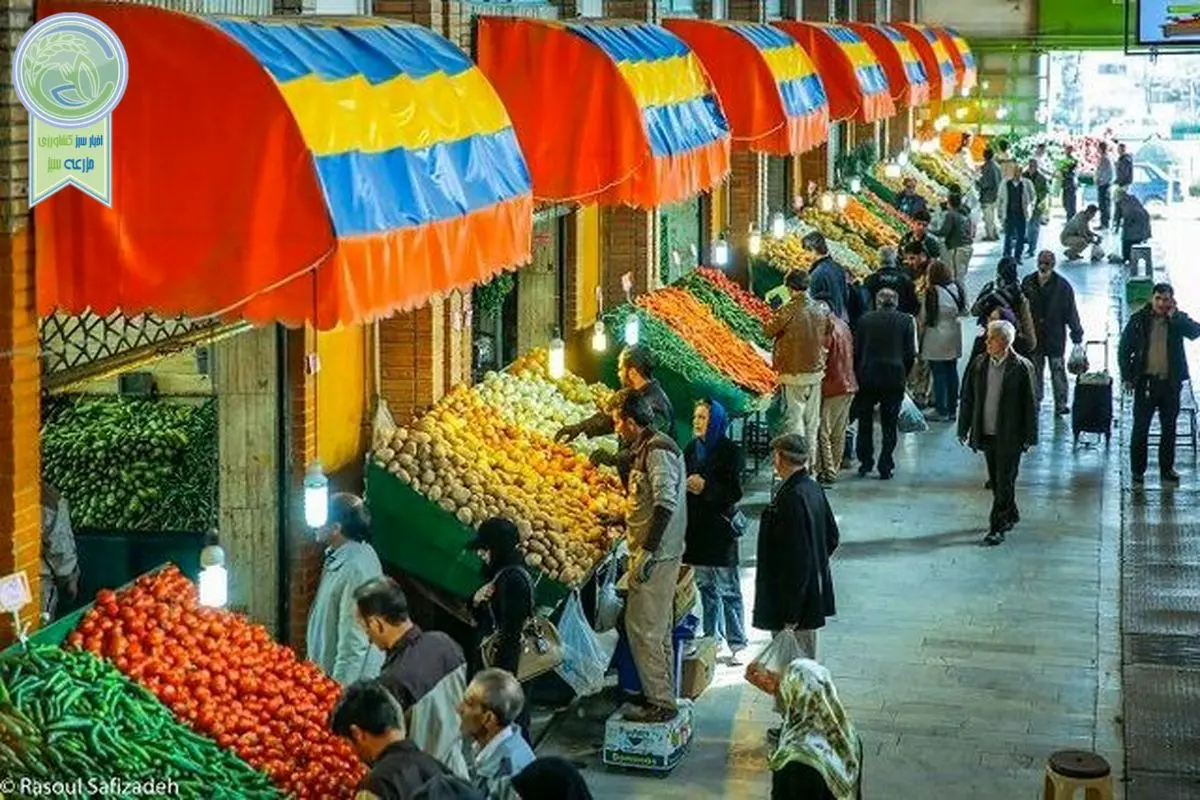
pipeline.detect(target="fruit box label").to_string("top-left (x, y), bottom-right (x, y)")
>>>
top-left (0, 571), bottom-right (32, 613)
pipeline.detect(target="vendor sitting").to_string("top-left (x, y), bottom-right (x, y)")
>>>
top-left (615, 391), bottom-right (688, 723)
top-left (555, 345), bottom-right (675, 481)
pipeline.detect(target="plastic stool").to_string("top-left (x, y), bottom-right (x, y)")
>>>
top-left (1043, 750), bottom-right (1113, 800)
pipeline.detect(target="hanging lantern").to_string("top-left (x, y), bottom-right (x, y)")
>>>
top-left (770, 211), bottom-right (786, 239)
top-left (591, 320), bottom-right (608, 353)
top-left (818, 192), bottom-right (835, 213)
top-left (996, 106), bottom-right (1009, 120)
top-left (835, 191), bottom-right (849, 210)
top-left (547, 334), bottom-right (566, 379)
top-left (955, 107), bottom-right (968, 120)
top-left (198, 542), bottom-right (228, 609)
top-left (624, 315), bottom-right (640, 346)
top-left (896, 150), bottom-right (910, 167)
top-left (712, 233), bottom-right (731, 267)
top-left (960, 86), bottom-right (971, 98)
top-left (885, 162), bottom-right (902, 179)
top-left (933, 114), bottom-right (950, 132)
top-left (848, 176), bottom-right (862, 193)
top-left (982, 79), bottom-right (991, 90)
top-left (303, 462), bottom-right (329, 529)
top-left (747, 223), bottom-right (763, 256)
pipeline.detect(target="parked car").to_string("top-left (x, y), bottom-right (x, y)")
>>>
top-left (1082, 162), bottom-right (1184, 216)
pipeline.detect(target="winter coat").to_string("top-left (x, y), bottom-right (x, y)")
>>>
top-left (809, 256), bottom-right (851, 321)
top-left (934, 208), bottom-right (972, 249)
top-left (998, 177), bottom-right (1037, 222)
top-left (472, 565), bottom-right (533, 679)
top-left (306, 540), bottom-right (385, 686)
top-left (1121, 200), bottom-right (1152, 244)
top-left (360, 740), bottom-right (457, 800)
top-left (752, 471), bottom-right (839, 632)
top-left (854, 308), bottom-right (917, 392)
top-left (470, 726), bottom-right (535, 800)
top-left (1020, 271), bottom-right (1084, 357)
top-left (1116, 153), bottom-right (1134, 187)
top-left (682, 436), bottom-right (744, 568)
top-left (895, 191), bottom-right (927, 219)
top-left (970, 281), bottom-right (1038, 357)
top-left (957, 353), bottom-right (1039, 454)
top-left (863, 266), bottom-right (918, 317)
top-left (1095, 155), bottom-right (1114, 187)
top-left (765, 292), bottom-right (833, 376)
top-left (578, 380), bottom-right (674, 440)
top-left (977, 159), bottom-right (1002, 204)
top-left (898, 231), bottom-right (944, 261)
top-left (822, 314), bottom-right (858, 398)
top-left (1118, 305), bottom-right (1200, 386)
top-left (921, 283), bottom-right (966, 362)
top-left (1025, 169), bottom-right (1050, 216)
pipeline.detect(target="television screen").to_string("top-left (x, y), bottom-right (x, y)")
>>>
top-left (1139, 0), bottom-right (1200, 45)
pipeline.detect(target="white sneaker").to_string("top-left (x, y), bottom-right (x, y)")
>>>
top-left (727, 645), bottom-right (746, 666)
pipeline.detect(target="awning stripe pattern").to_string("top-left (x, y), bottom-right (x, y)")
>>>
top-left (922, 25), bottom-right (958, 90)
top-left (728, 23), bottom-right (828, 120)
top-left (775, 21), bottom-right (894, 123)
top-left (944, 27), bottom-right (978, 91)
top-left (823, 24), bottom-right (890, 98)
top-left (880, 25), bottom-right (929, 92)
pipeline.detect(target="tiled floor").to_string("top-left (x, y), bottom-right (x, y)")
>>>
top-left (537, 225), bottom-right (1127, 798)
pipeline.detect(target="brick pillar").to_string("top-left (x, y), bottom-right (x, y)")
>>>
top-left (284, 326), bottom-right (318, 652)
top-left (856, 0), bottom-right (875, 20)
top-left (378, 299), bottom-right (446, 425)
top-left (889, 0), bottom-right (912, 20)
top-left (0, 0), bottom-right (39, 647)
top-left (727, 0), bottom-right (764, 21)
top-left (604, 0), bottom-right (658, 20)
top-left (801, 0), bottom-right (830, 20)
top-left (728, 151), bottom-right (765, 285)
top-left (602, 207), bottom-right (655, 310)
top-left (375, 0), bottom-right (445, 37)
top-left (444, 291), bottom-right (467, 389)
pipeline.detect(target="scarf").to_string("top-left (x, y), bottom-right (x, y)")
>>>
top-left (768, 659), bottom-right (861, 800)
top-left (691, 399), bottom-right (729, 467)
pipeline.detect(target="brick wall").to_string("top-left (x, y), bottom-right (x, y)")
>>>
top-left (603, 0), bottom-right (657, 20)
top-left (725, 0), bottom-right (763, 20)
top-left (378, 299), bottom-right (446, 425)
top-left (284, 327), bottom-right (319, 652)
top-left (0, 0), bottom-right (39, 647)
top-left (801, 0), bottom-right (829, 20)
top-left (728, 151), bottom-right (764, 286)
top-left (601, 207), bottom-right (655, 310)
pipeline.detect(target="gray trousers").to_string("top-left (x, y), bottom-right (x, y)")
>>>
top-left (626, 555), bottom-right (683, 708)
top-left (1034, 352), bottom-right (1069, 410)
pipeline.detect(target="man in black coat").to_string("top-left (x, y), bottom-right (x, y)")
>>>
top-left (853, 288), bottom-right (917, 480)
top-left (752, 432), bottom-right (838, 662)
top-left (958, 320), bottom-right (1038, 547)
top-left (1118, 283), bottom-right (1200, 487)
top-left (1020, 251), bottom-right (1084, 416)
top-left (863, 246), bottom-right (918, 316)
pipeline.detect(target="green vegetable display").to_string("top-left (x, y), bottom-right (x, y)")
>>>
top-left (858, 191), bottom-right (910, 234)
top-left (677, 272), bottom-right (770, 350)
top-left (41, 396), bottom-right (218, 531)
top-left (0, 645), bottom-right (281, 799)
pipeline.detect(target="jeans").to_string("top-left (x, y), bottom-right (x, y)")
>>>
top-left (1025, 217), bottom-right (1042, 256)
top-left (929, 360), bottom-right (960, 418)
top-left (1063, 185), bottom-right (1077, 220)
top-left (1131, 377), bottom-right (1181, 477)
top-left (1097, 183), bottom-right (1111, 228)
top-left (1113, 185), bottom-right (1128, 231)
top-left (1034, 351), bottom-right (1069, 411)
top-left (982, 437), bottom-right (1023, 534)
top-left (694, 566), bottom-right (747, 649)
top-left (948, 245), bottom-right (973, 284)
top-left (1003, 215), bottom-right (1027, 260)
top-left (855, 386), bottom-right (904, 474)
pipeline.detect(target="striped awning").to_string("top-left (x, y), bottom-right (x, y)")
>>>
top-left (664, 19), bottom-right (829, 156)
top-left (939, 27), bottom-right (977, 93)
top-left (775, 22), bottom-right (895, 123)
top-left (35, 4), bottom-right (533, 329)
top-left (477, 18), bottom-right (731, 208)
top-left (849, 23), bottom-right (930, 108)
top-left (891, 22), bottom-right (957, 102)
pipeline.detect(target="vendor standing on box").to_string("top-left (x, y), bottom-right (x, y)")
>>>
top-left (555, 345), bottom-right (675, 480)
top-left (615, 391), bottom-right (688, 723)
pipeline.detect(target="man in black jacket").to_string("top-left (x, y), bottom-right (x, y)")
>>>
top-left (864, 246), bottom-right (918, 316)
top-left (898, 209), bottom-right (944, 262)
top-left (1118, 283), bottom-right (1200, 486)
top-left (853, 288), bottom-right (917, 480)
top-left (1021, 251), bottom-right (1084, 416)
top-left (1114, 142), bottom-right (1134, 232)
top-left (958, 320), bottom-right (1038, 546)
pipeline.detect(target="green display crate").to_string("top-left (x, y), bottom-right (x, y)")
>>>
top-left (1126, 277), bottom-right (1154, 308)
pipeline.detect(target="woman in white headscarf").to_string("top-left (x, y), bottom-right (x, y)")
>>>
top-left (769, 658), bottom-right (863, 800)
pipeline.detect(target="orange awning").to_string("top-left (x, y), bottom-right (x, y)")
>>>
top-left (773, 22), bottom-right (895, 124)
top-left (891, 22), bottom-right (957, 103)
top-left (663, 20), bottom-right (829, 157)
top-left (476, 18), bottom-right (731, 208)
top-left (936, 27), bottom-right (977, 94)
top-left (36, 3), bottom-right (533, 329)
top-left (847, 23), bottom-right (930, 108)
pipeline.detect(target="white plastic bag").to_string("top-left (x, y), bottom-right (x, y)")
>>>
top-left (1067, 344), bottom-right (1089, 376)
top-left (594, 558), bottom-right (623, 633)
top-left (1090, 243), bottom-right (1105, 263)
top-left (555, 591), bottom-right (618, 698)
top-left (898, 393), bottom-right (928, 434)
top-left (745, 630), bottom-right (806, 696)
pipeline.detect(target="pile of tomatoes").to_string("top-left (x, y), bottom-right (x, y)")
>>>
top-left (69, 566), bottom-right (366, 799)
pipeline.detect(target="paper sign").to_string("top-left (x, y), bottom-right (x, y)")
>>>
top-left (621, 272), bottom-right (633, 294)
top-left (0, 572), bottom-right (32, 613)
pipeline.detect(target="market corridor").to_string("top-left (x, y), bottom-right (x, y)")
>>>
top-left (539, 232), bottom-right (1124, 798)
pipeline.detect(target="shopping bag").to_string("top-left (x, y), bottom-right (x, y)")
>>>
top-left (1090, 243), bottom-right (1105, 263)
top-left (1067, 344), bottom-right (1089, 376)
top-left (555, 590), bottom-right (618, 698)
top-left (745, 630), bottom-right (806, 696)
top-left (594, 559), bottom-right (623, 633)
top-left (898, 393), bottom-right (928, 434)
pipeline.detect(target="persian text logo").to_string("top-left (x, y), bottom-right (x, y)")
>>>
top-left (12, 13), bottom-right (128, 206)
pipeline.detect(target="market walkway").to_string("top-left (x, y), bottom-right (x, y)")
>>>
top-left (537, 221), bottom-right (1125, 799)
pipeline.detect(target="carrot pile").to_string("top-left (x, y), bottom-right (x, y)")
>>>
top-left (696, 267), bottom-right (773, 325)
top-left (844, 199), bottom-right (901, 248)
top-left (636, 288), bottom-right (777, 395)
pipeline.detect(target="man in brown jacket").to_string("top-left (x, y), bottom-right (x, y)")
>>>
top-left (764, 270), bottom-right (833, 466)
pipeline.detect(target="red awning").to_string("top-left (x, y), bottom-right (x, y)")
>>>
top-left (663, 20), bottom-right (829, 157)
top-left (847, 23), bottom-right (930, 108)
top-left (476, 18), bottom-right (731, 208)
top-left (36, 3), bottom-right (533, 330)
top-left (891, 22), bottom-right (957, 103)
top-left (773, 22), bottom-right (895, 124)
top-left (936, 27), bottom-right (978, 94)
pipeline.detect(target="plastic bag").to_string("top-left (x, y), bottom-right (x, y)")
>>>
top-left (898, 393), bottom-right (929, 434)
top-left (1090, 243), bottom-right (1105, 263)
top-left (1067, 344), bottom-right (1089, 376)
top-left (594, 558), bottom-right (623, 633)
top-left (745, 630), bottom-right (806, 696)
top-left (555, 591), bottom-right (618, 698)
top-left (372, 399), bottom-right (398, 452)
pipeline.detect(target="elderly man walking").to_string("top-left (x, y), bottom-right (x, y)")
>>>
top-left (765, 270), bottom-right (833, 455)
top-left (853, 288), bottom-right (917, 480)
top-left (958, 320), bottom-right (1039, 546)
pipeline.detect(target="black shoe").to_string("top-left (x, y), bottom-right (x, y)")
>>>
top-left (1055, 406), bottom-right (1070, 416)
top-left (623, 703), bottom-right (678, 723)
top-left (858, 465), bottom-right (872, 477)
top-left (879, 470), bottom-right (893, 480)
top-left (981, 531), bottom-right (1005, 546)
top-left (1132, 474), bottom-right (1145, 487)
top-left (1162, 470), bottom-right (1181, 485)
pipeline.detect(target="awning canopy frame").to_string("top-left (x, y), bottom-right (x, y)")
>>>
top-left (891, 22), bottom-right (957, 103)
top-left (938, 27), bottom-right (978, 93)
top-left (773, 21), bottom-right (896, 124)
top-left (848, 22), bottom-right (931, 108)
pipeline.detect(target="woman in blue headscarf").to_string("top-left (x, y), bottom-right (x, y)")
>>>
top-left (682, 398), bottom-right (747, 663)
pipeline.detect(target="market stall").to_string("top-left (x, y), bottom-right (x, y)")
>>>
top-left (891, 22), bottom-right (958, 105)
top-left (847, 23), bottom-right (932, 109)
top-left (774, 22), bottom-right (896, 125)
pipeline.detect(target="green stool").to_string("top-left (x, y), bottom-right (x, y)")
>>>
top-left (1126, 277), bottom-right (1153, 308)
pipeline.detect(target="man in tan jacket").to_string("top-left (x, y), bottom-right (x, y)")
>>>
top-left (764, 270), bottom-right (833, 465)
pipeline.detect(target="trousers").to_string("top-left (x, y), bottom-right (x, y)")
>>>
top-left (817, 393), bottom-right (855, 480)
top-left (982, 437), bottom-right (1022, 534)
top-left (1130, 377), bottom-right (1181, 477)
top-left (694, 566), bottom-right (746, 649)
top-left (1033, 351), bottom-right (1070, 411)
top-left (948, 245), bottom-right (973, 284)
top-left (626, 554), bottom-right (683, 708)
top-left (1003, 215), bottom-right (1027, 260)
top-left (780, 377), bottom-right (823, 461)
top-left (981, 202), bottom-right (999, 240)
top-left (929, 360), bottom-right (960, 418)
top-left (856, 386), bottom-right (904, 474)
top-left (1097, 183), bottom-right (1111, 228)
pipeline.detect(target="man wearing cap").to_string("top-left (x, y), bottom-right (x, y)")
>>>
top-left (614, 391), bottom-right (687, 723)
top-left (805, 232), bottom-right (851, 322)
top-left (765, 269), bottom-right (833, 458)
top-left (853, 288), bottom-right (917, 480)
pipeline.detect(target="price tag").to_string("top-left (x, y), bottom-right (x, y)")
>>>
top-left (305, 353), bottom-right (321, 376)
top-left (620, 272), bottom-right (633, 295)
top-left (0, 572), bottom-right (31, 614)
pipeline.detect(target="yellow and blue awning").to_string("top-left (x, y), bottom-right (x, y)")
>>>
top-left (850, 23), bottom-right (931, 108)
top-left (775, 21), bottom-right (895, 123)
top-left (893, 22), bottom-right (957, 102)
top-left (477, 18), bottom-right (731, 208)
top-left (664, 19), bottom-right (829, 156)
top-left (938, 27), bottom-right (977, 93)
